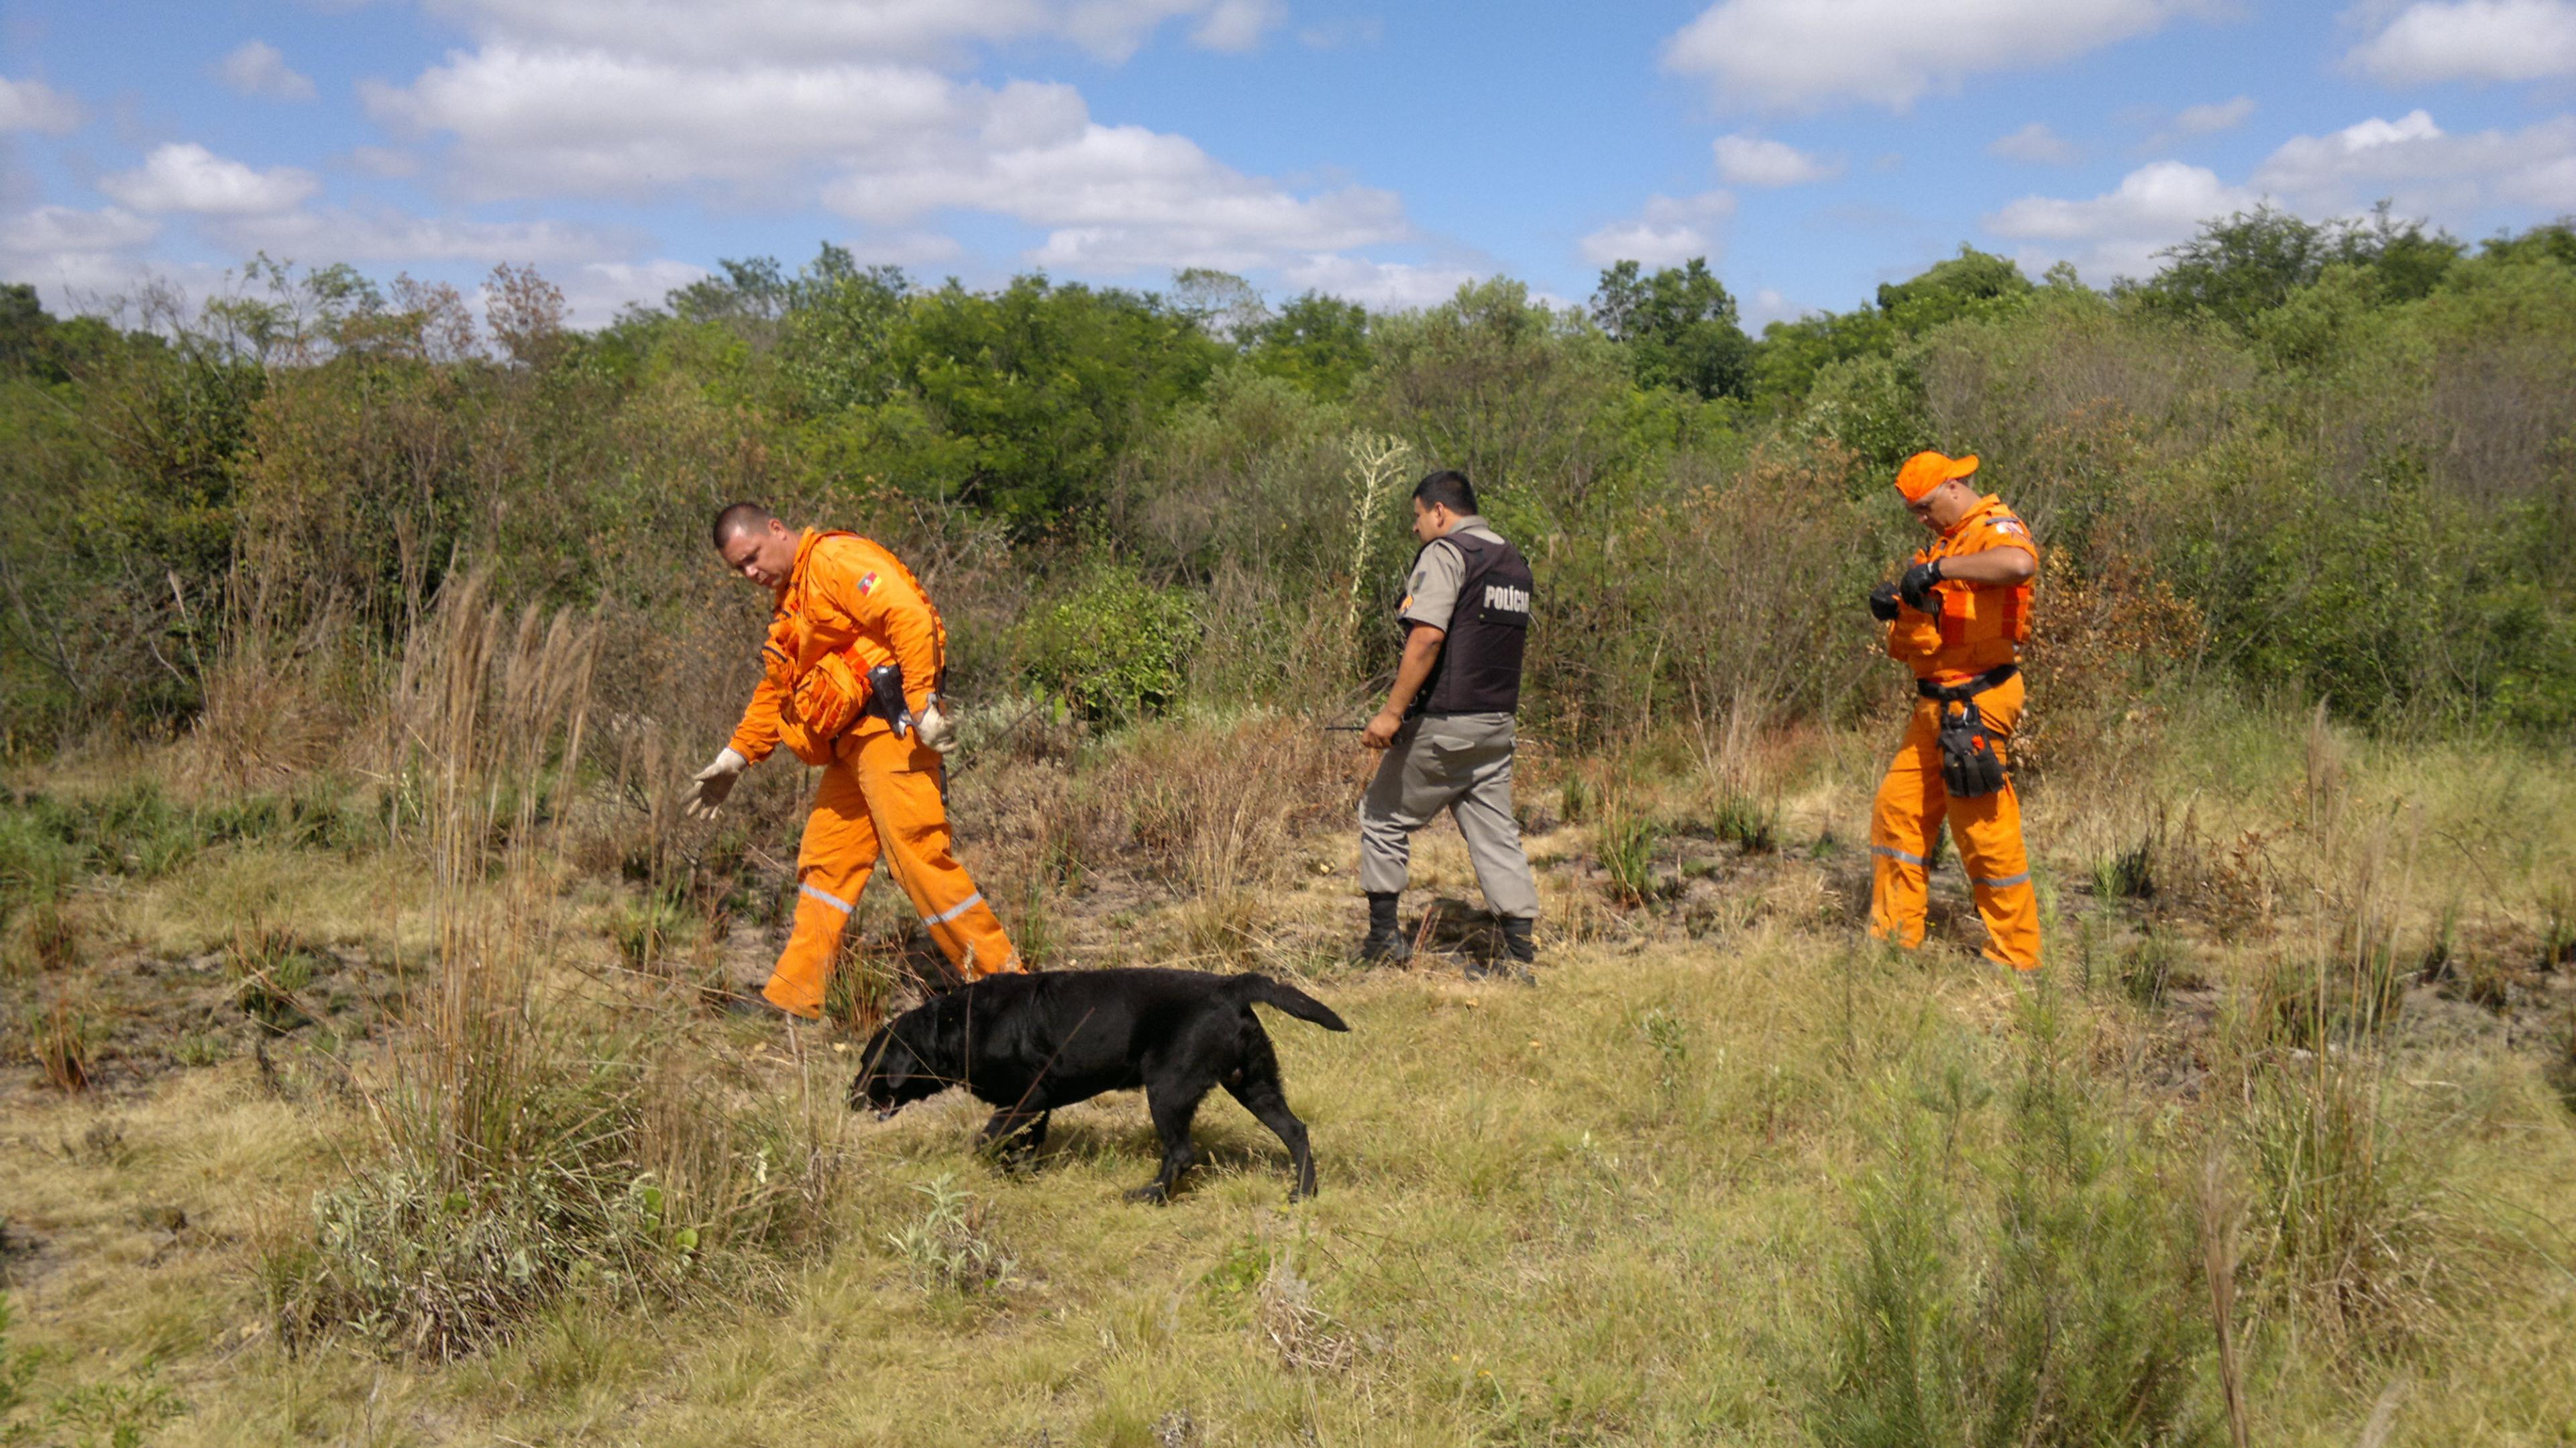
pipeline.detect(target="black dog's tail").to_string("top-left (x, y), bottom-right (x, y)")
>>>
top-left (1228, 974), bottom-right (1350, 1031)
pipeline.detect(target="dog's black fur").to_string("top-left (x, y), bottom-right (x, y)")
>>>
top-left (851, 968), bottom-right (1350, 1201)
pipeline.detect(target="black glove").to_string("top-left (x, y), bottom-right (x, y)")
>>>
top-left (1868, 581), bottom-right (1900, 622)
top-left (1898, 559), bottom-right (1945, 615)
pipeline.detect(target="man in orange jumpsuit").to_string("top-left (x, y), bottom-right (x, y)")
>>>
top-left (685, 503), bottom-right (1022, 1017)
top-left (1867, 451), bottom-right (2043, 971)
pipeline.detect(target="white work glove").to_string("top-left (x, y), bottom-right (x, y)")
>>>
top-left (916, 702), bottom-right (957, 755)
top-left (686, 747), bottom-right (748, 820)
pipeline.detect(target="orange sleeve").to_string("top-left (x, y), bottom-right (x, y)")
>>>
top-left (727, 674), bottom-right (787, 764)
top-left (864, 580), bottom-right (944, 714)
top-left (800, 539), bottom-right (944, 713)
top-left (1956, 511), bottom-right (2037, 563)
top-left (726, 610), bottom-right (796, 764)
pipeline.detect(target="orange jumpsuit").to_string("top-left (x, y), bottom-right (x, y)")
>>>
top-left (729, 529), bottom-right (1021, 1016)
top-left (1869, 495), bottom-right (2044, 971)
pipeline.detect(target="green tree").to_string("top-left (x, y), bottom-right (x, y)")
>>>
top-left (2135, 203), bottom-right (2461, 328)
top-left (1589, 258), bottom-right (1755, 400)
top-left (1245, 291), bottom-right (1373, 400)
top-left (879, 276), bottom-right (1226, 530)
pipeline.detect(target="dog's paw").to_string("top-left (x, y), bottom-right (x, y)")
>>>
top-left (1124, 1182), bottom-right (1171, 1204)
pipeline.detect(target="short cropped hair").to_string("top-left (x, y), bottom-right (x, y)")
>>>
top-left (711, 501), bottom-right (777, 550)
top-left (1412, 470), bottom-right (1479, 515)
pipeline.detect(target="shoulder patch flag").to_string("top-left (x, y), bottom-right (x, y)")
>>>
top-left (856, 570), bottom-right (879, 594)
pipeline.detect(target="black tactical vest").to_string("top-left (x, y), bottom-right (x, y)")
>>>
top-left (1409, 530), bottom-right (1534, 717)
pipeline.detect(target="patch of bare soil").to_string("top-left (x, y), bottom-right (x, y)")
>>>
top-left (3, 939), bottom-right (413, 1108)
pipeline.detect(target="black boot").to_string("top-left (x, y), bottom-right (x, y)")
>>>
top-left (1470, 917), bottom-right (1538, 984)
top-left (1358, 891), bottom-right (1411, 964)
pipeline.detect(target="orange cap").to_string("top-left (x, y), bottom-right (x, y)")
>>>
top-left (1894, 451), bottom-right (1978, 503)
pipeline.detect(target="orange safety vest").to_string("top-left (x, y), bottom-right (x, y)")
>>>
top-left (759, 530), bottom-right (946, 768)
top-left (1886, 495), bottom-right (2036, 683)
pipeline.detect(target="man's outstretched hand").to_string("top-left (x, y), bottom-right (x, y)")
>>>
top-left (686, 747), bottom-right (748, 820)
top-left (1360, 709), bottom-right (1405, 749)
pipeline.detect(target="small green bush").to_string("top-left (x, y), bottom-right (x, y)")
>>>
top-left (884, 1176), bottom-right (1015, 1296)
top-left (1817, 990), bottom-right (2211, 1448)
top-left (0, 1289), bottom-right (33, 1417)
top-left (1712, 789), bottom-right (1779, 854)
top-left (1597, 803), bottom-right (1661, 905)
top-left (267, 1029), bottom-right (836, 1359)
top-left (1014, 566), bottom-right (1196, 723)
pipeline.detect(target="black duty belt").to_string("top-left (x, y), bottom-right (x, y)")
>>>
top-left (1916, 663), bottom-right (2018, 705)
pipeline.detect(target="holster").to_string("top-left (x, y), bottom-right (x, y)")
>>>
top-left (865, 662), bottom-right (917, 739)
top-left (1919, 664), bottom-right (2015, 800)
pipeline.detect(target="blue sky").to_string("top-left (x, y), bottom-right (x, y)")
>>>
top-left (3, 1), bottom-right (2573, 328)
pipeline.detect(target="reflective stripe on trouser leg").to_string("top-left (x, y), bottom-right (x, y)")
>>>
top-left (1868, 708), bottom-right (1944, 950)
top-left (1941, 673), bottom-right (2039, 970)
top-left (1951, 780), bottom-right (2041, 970)
top-left (767, 760), bottom-right (882, 1018)
top-left (846, 723), bottom-right (1021, 977)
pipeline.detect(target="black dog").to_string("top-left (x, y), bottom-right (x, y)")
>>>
top-left (851, 969), bottom-right (1350, 1201)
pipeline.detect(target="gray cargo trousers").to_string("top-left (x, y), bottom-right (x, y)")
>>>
top-left (1358, 712), bottom-right (1540, 919)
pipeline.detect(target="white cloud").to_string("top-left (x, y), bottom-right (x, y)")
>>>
top-left (0, 205), bottom-right (162, 301)
top-left (0, 76), bottom-right (82, 134)
top-left (1711, 133), bottom-right (1839, 185)
top-left (2174, 95), bottom-right (2255, 135)
top-left (1990, 121), bottom-right (2080, 165)
top-left (99, 142), bottom-right (321, 215)
top-left (1277, 253), bottom-right (1481, 309)
top-left (1576, 191), bottom-right (1737, 268)
top-left (352, 3), bottom-right (1424, 297)
top-left (1189, 0), bottom-right (1282, 51)
top-left (1986, 109), bottom-right (2576, 281)
top-left (211, 207), bottom-right (625, 264)
top-left (0, 203), bottom-right (157, 256)
top-left (1662, 0), bottom-right (2202, 111)
top-left (217, 40), bottom-right (318, 101)
top-left (2349, 0), bottom-right (2576, 84)
top-left (558, 258), bottom-right (709, 325)
top-left (2253, 109), bottom-right (2576, 212)
top-left (417, 0), bottom-right (1270, 65)
top-left (826, 117), bottom-right (1409, 272)
top-left (1744, 286), bottom-right (1805, 328)
top-left (1985, 160), bottom-right (2254, 281)
top-left (362, 47), bottom-right (983, 199)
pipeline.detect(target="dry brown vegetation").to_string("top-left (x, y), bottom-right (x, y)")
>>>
top-left (3, 652), bottom-right (2572, 1443)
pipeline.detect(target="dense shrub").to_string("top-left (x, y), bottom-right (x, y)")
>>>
top-left (1817, 990), bottom-right (2212, 1448)
top-left (1014, 566), bottom-right (1198, 723)
top-left (4, 218), bottom-right (2572, 756)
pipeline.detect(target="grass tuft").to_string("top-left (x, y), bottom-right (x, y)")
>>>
top-left (25, 996), bottom-right (96, 1092)
top-left (884, 1175), bottom-right (1016, 1296)
top-left (1816, 984), bottom-right (2210, 1448)
top-left (1597, 798), bottom-right (1661, 906)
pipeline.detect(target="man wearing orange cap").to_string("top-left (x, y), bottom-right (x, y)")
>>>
top-left (684, 503), bottom-right (1023, 1018)
top-left (1866, 451), bottom-right (2043, 970)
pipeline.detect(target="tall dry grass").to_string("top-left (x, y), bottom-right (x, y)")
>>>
top-left (264, 574), bottom-right (842, 1358)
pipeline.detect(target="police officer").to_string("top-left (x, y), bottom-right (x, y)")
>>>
top-left (1356, 470), bottom-right (1541, 976)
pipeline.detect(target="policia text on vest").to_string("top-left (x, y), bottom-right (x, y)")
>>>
top-left (1356, 470), bottom-right (1542, 974)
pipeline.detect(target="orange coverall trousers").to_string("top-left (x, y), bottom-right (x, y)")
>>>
top-left (762, 718), bottom-right (1020, 1017)
top-left (1868, 671), bottom-right (2043, 970)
